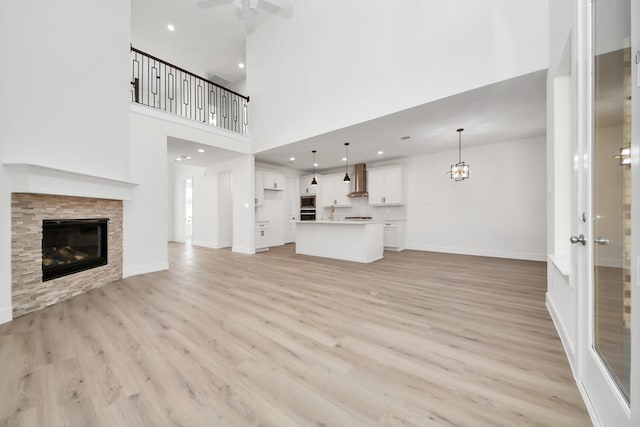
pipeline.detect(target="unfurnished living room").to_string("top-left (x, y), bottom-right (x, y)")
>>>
top-left (0, 0), bottom-right (638, 426)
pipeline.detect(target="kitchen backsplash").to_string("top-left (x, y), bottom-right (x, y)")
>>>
top-left (318, 197), bottom-right (406, 221)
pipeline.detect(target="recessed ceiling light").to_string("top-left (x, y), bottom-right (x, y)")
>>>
top-left (175, 157), bottom-right (182, 161)
top-left (377, 151), bottom-right (384, 155)
top-left (185, 156), bottom-right (192, 160)
top-left (313, 163), bottom-right (318, 167)
top-left (342, 157), bottom-right (347, 161)
top-left (289, 157), bottom-right (295, 161)
top-left (197, 149), bottom-right (205, 153)
top-left (167, 24), bottom-right (175, 31)
top-left (238, 62), bottom-right (245, 69)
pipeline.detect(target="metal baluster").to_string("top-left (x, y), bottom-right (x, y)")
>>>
top-left (130, 46), bottom-right (249, 133)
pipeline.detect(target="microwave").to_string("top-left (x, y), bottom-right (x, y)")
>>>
top-left (300, 195), bottom-right (316, 209)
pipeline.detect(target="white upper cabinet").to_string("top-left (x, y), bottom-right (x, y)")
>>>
top-left (367, 168), bottom-right (385, 204)
top-left (367, 165), bottom-right (404, 205)
top-left (255, 170), bottom-right (265, 206)
top-left (323, 173), bottom-right (352, 207)
top-left (263, 171), bottom-right (285, 191)
top-left (300, 174), bottom-right (321, 195)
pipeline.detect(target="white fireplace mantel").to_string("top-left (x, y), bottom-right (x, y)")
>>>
top-left (4, 163), bottom-right (138, 201)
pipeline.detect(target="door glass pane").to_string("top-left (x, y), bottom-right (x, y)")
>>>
top-left (593, 0), bottom-right (631, 403)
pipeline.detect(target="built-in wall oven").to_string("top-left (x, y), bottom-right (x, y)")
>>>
top-left (300, 195), bottom-right (316, 221)
top-left (300, 209), bottom-right (316, 221)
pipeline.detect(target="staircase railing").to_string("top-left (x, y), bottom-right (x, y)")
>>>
top-left (130, 46), bottom-right (249, 135)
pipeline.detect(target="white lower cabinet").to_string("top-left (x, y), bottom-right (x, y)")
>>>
top-left (255, 222), bottom-right (270, 252)
top-left (383, 221), bottom-right (406, 251)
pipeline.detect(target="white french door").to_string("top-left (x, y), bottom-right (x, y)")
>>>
top-left (574, 0), bottom-right (638, 425)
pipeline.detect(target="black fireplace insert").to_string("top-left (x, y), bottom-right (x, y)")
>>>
top-left (42, 218), bottom-right (108, 281)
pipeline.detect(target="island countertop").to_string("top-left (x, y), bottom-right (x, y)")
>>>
top-left (295, 220), bottom-right (384, 263)
top-left (295, 220), bottom-right (385, 225)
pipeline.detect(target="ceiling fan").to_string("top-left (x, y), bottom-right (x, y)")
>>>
top-left (197, 0), bottom-right (293, 33)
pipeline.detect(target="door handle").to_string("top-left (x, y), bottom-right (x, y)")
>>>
top-left (594, 237), bottom-right (610, 245)
top-left (570, 234), bottom-right (586, 245)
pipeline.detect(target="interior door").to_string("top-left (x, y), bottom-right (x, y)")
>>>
top-left (576, 1), bottom-right (634, 425)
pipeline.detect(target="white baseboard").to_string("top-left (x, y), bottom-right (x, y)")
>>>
top-left (232, 246), bottom-right (255, 255)
top-left (191, 240), bottom-right (231, 249)
top-left (406, 244), bottom-right (546, 262)
top-left (576, 380), bottom-right (604, 427)
top-left (545, 293), bottom-right (575, 368)
top-left (123, 261), bottom-right (169, 278)
top-left (546, 295), bottom-right (603, 426)
top-left (0, 306), bottom-right (12, 325)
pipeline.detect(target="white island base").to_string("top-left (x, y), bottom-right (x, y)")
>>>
top-left (295, 221), bottom-right (384, 263)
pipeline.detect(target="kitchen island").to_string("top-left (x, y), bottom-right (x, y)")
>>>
top-left (295, 220), bottom-right (384, 263)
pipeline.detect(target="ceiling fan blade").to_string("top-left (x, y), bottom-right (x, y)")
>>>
top-left (197, 0), bottom-right (230, 9)
top-left (261, 0), bottom-right (292, 10)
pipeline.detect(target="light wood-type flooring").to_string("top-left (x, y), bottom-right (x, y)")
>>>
top-left (0, 243), bottom-right (591, 426)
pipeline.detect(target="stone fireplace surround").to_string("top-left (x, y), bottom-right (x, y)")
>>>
top-left (11, 193), bottom-right (123, 318)
top-left (4, 163), bottom-right (137, 320)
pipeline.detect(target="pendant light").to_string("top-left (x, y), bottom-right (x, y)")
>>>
top-left (311, 150), bottom-right (318, 186)
top-left (449, 128), bottom-right (470, 181)
top-left (343, 142), bottom-right (351, 183)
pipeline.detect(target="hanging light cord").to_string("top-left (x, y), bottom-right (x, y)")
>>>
top-left (312, 150), bottom-right (316, 176)
top-left (457, 128), bottom-right (464, 163)
top-left (345, 143), bottom-right (349, 173)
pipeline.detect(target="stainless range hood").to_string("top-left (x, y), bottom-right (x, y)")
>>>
top-left (347, 163), bottom-right (368, 198)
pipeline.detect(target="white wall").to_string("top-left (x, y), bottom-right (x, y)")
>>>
top-left (247, 0), bottom-right (548, 152)
top-left (0, 0), bottom-right (131, 322)
top-left (0, 0), bottom-right (131, 179)
top-left (405, 137), bottom-right (547, 261)
top-left (0, 160), bottom-right (9, 322)
top-left (206, 156), bottom-right (255, 254)
top-left (168, 163), bottom-right (206, 243)
top-left (230, 78), bottom-right (247, 96)
top-left (546, 0), bottom-right (578, 372)
top-left (552, 74), bottom-right (572, 260)
top-left (192, 170), bottom-right (220, 248)
top-left (168, 163), bottom-right (242, 250)
top-left (126, 112), bottom-right (171, 277)
top-left (216, 171), bottom-right (233, 247)
top-left (129, 105), bottom-right (251, 275)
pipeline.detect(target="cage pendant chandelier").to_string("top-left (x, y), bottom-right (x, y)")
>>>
top-left (449, 128), bottom-right (470, 181)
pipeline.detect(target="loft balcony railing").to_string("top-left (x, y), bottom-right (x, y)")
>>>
top-left (130, 46), bottom-right (249, 135)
